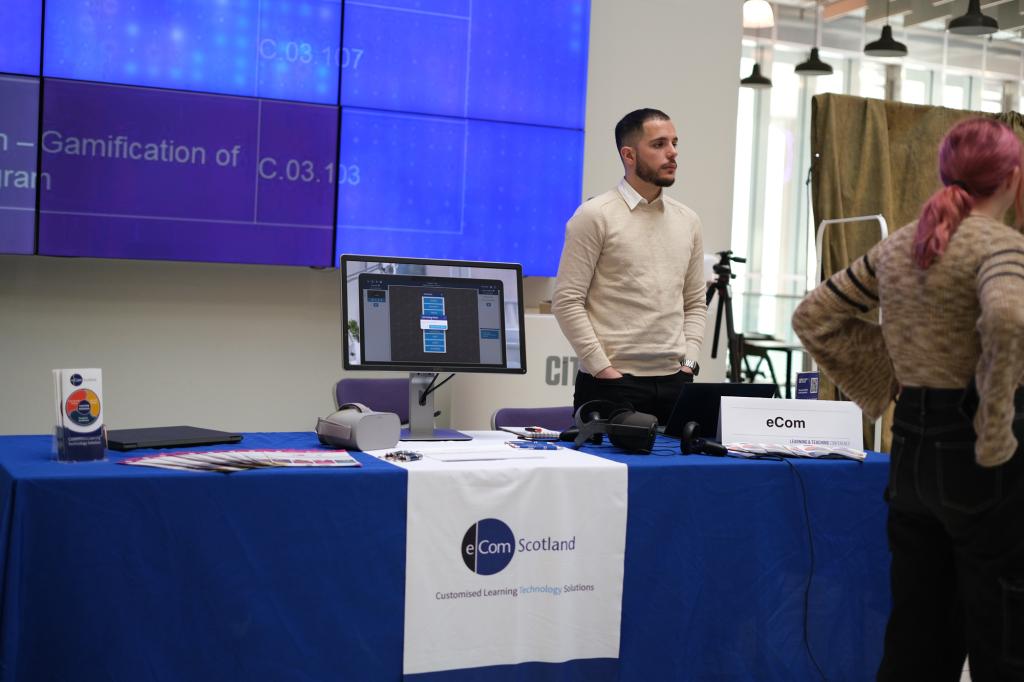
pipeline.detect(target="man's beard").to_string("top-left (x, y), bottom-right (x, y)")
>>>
top-left (636, 158), bottom-right (675, 187)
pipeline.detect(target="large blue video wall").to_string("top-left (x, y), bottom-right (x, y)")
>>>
top-left (0, 0), bottom-right (589, 275)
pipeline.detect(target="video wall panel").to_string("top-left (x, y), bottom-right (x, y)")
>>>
top-left (43, 0), bottom-right (343, 104)
top-left (38, 80), bottom-right (337, 266)
top-left (340, 2), bottom-right (469, 118)
top-left (0, 76), bottom-right (40, 255)
top-left (340, 0), bottom-right (589, 128)
top-left (4, 0), bottom-right (591, 274)
top-left (336, 108), bottom-right (582, 274)
top-left (0, 0), bottom-right (42, 76)
top-left (466, 0), bottom-right (589, 129)
top-left (460, 119), bottom-right (585, 276)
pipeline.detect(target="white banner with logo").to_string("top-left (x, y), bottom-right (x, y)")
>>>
top-left (399, 440), bottom-right (628, 675)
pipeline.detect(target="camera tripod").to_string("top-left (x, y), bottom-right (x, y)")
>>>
top-left (705, 250), bottom-right (745, 382)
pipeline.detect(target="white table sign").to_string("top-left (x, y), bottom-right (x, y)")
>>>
top-left (720, 397), bottom-right (863, 450)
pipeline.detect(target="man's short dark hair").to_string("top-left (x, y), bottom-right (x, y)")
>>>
top-left (614, 108), bottom-right (670, 150)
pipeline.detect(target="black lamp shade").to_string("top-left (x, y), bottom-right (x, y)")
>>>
top-left (865, 24), bottom-right (908, 57)
top-left (948, 0), bottom-right (998, 35)
top-left (740, 63), bottom-right (772, 89)
top-left (795, 48), bottom-right (833, 76)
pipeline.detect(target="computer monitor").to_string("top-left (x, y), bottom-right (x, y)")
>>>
top-left (340, 254), bottom-right (526, 441)
top-left (663, 382), bottom-right (778, 440)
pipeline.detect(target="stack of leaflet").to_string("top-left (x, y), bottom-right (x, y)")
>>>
top-left (498, 426), bottom-right (562, 441)
top-left (725, 443), bottom-right (866, 461)
top-left (119, 449), bottom-right (360, 473)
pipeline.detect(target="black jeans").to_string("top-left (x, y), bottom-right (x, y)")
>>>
top-left (877, 387), bottom-right (1024, 682)
top-left (572, 370), bottom-right (693, 425)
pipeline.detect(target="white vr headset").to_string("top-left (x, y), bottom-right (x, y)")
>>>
top-left (315, 402), bottom-right (401, 451)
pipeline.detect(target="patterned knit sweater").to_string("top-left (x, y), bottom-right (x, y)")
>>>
top-left (792, 215), bottom-right (1024, 467)
top-left (553, 180), bottom-right (707, 376)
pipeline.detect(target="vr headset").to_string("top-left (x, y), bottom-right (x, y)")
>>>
top-left (569, 400), bottom-right (658, 454)
top-left (316, 403), bottom-right (400, 451)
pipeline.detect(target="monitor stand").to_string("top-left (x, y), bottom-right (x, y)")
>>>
top-left (401, 372), bottom-right (471, 441)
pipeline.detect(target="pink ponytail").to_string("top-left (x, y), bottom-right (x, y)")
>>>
top-left (913, 185), bottom-right (973, 269)
top-left (913, 118), bottom-right (1023, 269)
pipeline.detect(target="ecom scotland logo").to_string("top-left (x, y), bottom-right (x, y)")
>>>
top-left (461, 518), bottom-right (515, 575)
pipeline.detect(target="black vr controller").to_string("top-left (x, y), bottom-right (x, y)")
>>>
top-left (679, 421), bottom-right (728, 457)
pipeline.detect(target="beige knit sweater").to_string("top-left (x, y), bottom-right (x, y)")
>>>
top-left (552, 180), bottom-right (707, 376)
top-left (792, 215), bottom-right (1024, 466)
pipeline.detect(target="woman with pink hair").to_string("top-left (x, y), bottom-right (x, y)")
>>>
top-left (793, 117), bottom-right (1024, 681)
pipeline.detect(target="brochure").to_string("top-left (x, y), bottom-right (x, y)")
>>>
top-left (725, 442), bottom-right (866, 461)
top-left (119, 449), bottom-right (361, 473)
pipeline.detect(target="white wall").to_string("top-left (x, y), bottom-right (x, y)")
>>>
top-left (0, 256), bottom-right (345, 434)
top-left (0, 1), bottom-right (741, 434)
top-left (450, 314), bottom-right (577, 429)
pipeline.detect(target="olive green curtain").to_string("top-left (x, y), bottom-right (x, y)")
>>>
top-left (807, 94), bottom-right (1024, 450)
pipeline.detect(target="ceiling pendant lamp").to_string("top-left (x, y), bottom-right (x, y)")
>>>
top-left (742, 0), bottom-right (775, 29)
top-left (948, 0), bottom-right (998, 35)
top-left (796, 3), bottom-right (833, 76)
top-left (864, 0), bottom-right (905, 56)
top-left (865, 25), bottom-right (908, 57)
top-left (740, 63), bottom-right (773, 89)
top-left (741, 2), bottom-right (773, 89)
top-left (796, 47), bottom-right (833, 76)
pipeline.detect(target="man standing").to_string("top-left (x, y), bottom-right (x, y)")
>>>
top-left (552, 108), bottom-right (707, 424)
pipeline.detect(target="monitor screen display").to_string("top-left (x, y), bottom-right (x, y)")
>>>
top-left (341, 254), bottom-right (525, 374)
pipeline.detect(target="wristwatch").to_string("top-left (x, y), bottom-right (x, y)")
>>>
top-left (682, 359), bottom-right (700, 376)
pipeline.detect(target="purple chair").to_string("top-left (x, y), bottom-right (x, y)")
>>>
top-left (490, 406), bottom-right (575, 431)
top-left (334, 377), bottom-right (410, 424)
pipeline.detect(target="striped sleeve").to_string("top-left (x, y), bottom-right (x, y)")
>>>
top-left (792, 243), bottom-right (896, 420)
top-left (973, 246), bottom-right (1024, 466)
top-left (822, 252), bottom-right (880, 312)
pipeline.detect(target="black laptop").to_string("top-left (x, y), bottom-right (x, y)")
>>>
top-left (106, 425), bottom-right (243, 451)
top-left (663, 383), bottom-right (777, 439)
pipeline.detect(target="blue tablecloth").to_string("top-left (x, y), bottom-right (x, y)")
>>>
top-left (0, 433), bottom-right (890, 681)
